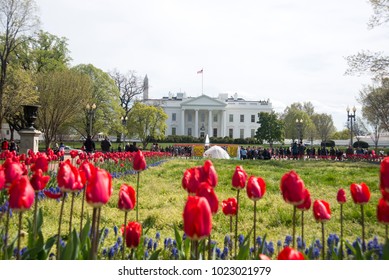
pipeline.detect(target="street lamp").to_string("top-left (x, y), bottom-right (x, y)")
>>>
top-left (86, 103), bottom-right (96, 137)
top-left (295, 118), bottom-right (303, 143)
top-left (121, 116), bottom-right (128, 142)
top-left (346, 106), bottom-right (356, 146)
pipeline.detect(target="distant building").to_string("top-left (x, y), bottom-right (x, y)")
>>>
top-left (143, 78), bottom-right (272, 138)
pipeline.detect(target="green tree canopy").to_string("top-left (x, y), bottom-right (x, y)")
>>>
top-left (255, 111), bottom-right (284, 146)
top-left (126, 102), bottom-right (167, 149)
top-left (72, 64), bottom-right (123, 137)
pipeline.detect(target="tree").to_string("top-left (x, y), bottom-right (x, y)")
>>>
top-left (126, 102), bottom-right (167, 149)
top-left (0, 0), bottom-right (39, 126)
top-left (110, 69), bottom-right (144, 141)
top-left (331, 129), bottom-right (350, 140)
top-left (255, 111), bottom-right (284, 147)
top-left (312, 113), bottom-right (336, 142)
top-left (281, 102), bottom-right (315, 141)
top-left (36, 69), bottom-right (92, 149)
top-left (359, 80), bottom-right (389, 131)
top-left (359, 116), bottom-right (383, 151)
top-left (72, 64), bottom-right (123, 138)
top-left (345, 1), bottom-right (389, 78)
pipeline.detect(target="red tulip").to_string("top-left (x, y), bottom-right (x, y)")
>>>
top-left (280, 170), bottom-right (306, 206)
top-left (79, 160), bottom-right (95, 185)
top-left (232, 165), bottom-right (247, 189)
top-left (118, 184), bottom-right (136, 211)
top-left (296, 188), bottom-right (311, 211)
top-left (336, 188), bottom-right (347, 204)
top-left (377, 198), bottom-right (389, 225)
top-left (69, 150), bottom-right (79, 159)
top-left (3, 158), bottom-right (24, 187)
top-left (43, 189), bottom-right (62, 199)
top-left (183, 196), bottom-right (212, 240)
top-left (57, 160), bottom-right (83, 192)
top-left (0, 166), bottom-right (5, 190)
top-left (380, 157), bottom-right (389, 192)
top-left (277, 246), bottom-right (305, 260)
top-left (182, 166), bottom-right (202, 195)
top-left (313, 199), bottom-right (331, 222)
top-left (246, 176), bottom-right (266, 201)
top-left (30, 169), bottom-right (50, 192)
top-left (350, 183), bottom-right (371, 205)
top-left (125, 221), bottom-right (142, 249)
top-left (196, 182), bottom-right (219, 214)
top-left (222, 197), bottom-right (238, 216)
top-left (8, 176), bottom-right (35, 212)
top-left (31, 154), bottom-right (49, 173)
top-left (133, 150), bottom-right (146, 171)
top-left (86, 167), bottom-right (112, 207)
top-left (202, 160), bottom-right (218, 187)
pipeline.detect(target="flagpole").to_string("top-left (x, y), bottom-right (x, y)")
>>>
top-left (201, 70), bottom-right (203, 95)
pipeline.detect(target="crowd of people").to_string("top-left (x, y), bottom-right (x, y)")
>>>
top-left (1, 138), bottom-right (19, 153)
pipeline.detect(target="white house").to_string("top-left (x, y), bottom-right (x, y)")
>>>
top-left (144, 91), bottom-right (273, 139)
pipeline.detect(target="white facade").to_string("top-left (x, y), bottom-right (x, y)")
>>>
top-left (145, 93), bottom-right (272, 139)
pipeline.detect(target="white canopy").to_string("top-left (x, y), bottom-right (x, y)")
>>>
top-left (203, 145), bottom-right (230, 159)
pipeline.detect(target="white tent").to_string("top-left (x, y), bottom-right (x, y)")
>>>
top-left (203, 145), bottom-right (230, 159)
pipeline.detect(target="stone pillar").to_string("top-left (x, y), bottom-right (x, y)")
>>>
top-left (222, 110), bottom-right (227, 137)
top-left (181, 109), bottom-right (185, 135)
top-left (195, 109), bottom-right (199, 138)
top-left (19, 129), bottom-right (41, 154)
top-left (208, 110), bottom-right (213, 137)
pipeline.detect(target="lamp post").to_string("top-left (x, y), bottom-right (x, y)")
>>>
top-left (347, 106), bottom-right (356, 146)
top-left (121, 116), bottom-right (128, 142)
top-left (86, 103), bottom-right (96, 137)
top-left (295, 118), bottom-right (303, 143)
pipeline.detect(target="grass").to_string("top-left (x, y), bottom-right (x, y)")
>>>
top-left (3, 157), bottom-right (384, 256)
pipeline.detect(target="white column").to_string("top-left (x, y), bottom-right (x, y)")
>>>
top-left (222, 110), bottom-right (226, 137)
top-left (181, 109), bottom-right (185, 135)
top-left (208, 110), bottom-right (212, 137)
top-left (195, 109), bottom-right (199, 138)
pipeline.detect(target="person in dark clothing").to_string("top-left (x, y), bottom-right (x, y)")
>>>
top-left (129, 142), bottom-right (138, 152)
top-left (83, 135), bottom-right (95, 153)
top-left (101, 136), bottom-right (111, 153)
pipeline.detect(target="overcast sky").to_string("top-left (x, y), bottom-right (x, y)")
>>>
top-left (35, 0), bottom-right (389, 130)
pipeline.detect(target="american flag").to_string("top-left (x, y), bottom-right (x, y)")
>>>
top-left (197, 69), bottom-right (203, 74)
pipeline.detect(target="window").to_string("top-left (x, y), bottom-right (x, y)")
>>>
top-left (240, 129), bottom-right (244, 139)
top-left (213, 128), bottom-right (217, 137)
top-left (172, 113), bottom-right (176, 121)
top-left (213, 114), bottom-right (218, 122)
top-left (240, 114), bottom-right (244, 122)
top-left (251, 129), bottom-right (255, 138)
top-left (172, 127), bottom-right (176, 136)
top-left (188, 112), bottom-right (192, 122)
top-left (229, 114), bottom-right (233, 122)
top-left (251, 115), bottom-right (255, 123)
top-left (229, 128), bottom-right (233, 138)
top-left (201, 112), bottom-right (205, 122)
top-left (188, 128), bottom-right (192, 136)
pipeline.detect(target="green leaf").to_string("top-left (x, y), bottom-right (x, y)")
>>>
top-left (149, 249), bottom-right (161, 260)
top-left (383, 238), bottom-right (389, 260)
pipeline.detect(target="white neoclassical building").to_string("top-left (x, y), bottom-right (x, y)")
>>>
top-left (144, 89), bottom-right (273, 139)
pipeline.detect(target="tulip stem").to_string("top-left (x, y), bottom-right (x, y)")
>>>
top-left (361, 204), bottom-right (365, 251)
top-left (229, 216), bottom-right (232, 234)
top-left (95, 208), bottom-right (102, 255)
top-left (321, 222), bottom-right (325, 260)
top-left (136, 172), bottom-right (140, 222)
top-left (79, 188), bottom-right (86, 234)
top-left (340, 204), bottom-right (343, 260)
top-left (32, 192), bottom-right (38, 242)
top-left (234, 189), bottom-right (240, 259)
top-left (90, 207), bottom-right (98, 260)
top-left (301, 210), bottom-right (304, 248)
top-left (253, 200), bottom-right (257, 256)
top-left (17, 212), bottom-right (23, 260)
top-left (122, 211), bottom-right (128, 260)
top-left (69, 193), bottom-right (75, 235)
top-left (292, 205), bottom-right (296, 248)
top-left (208, 235), bottom-right (212, 260)
top-left (3, 205), bottom-right (10, 259)
top-left (56, 193), bottom-right (66, 260)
